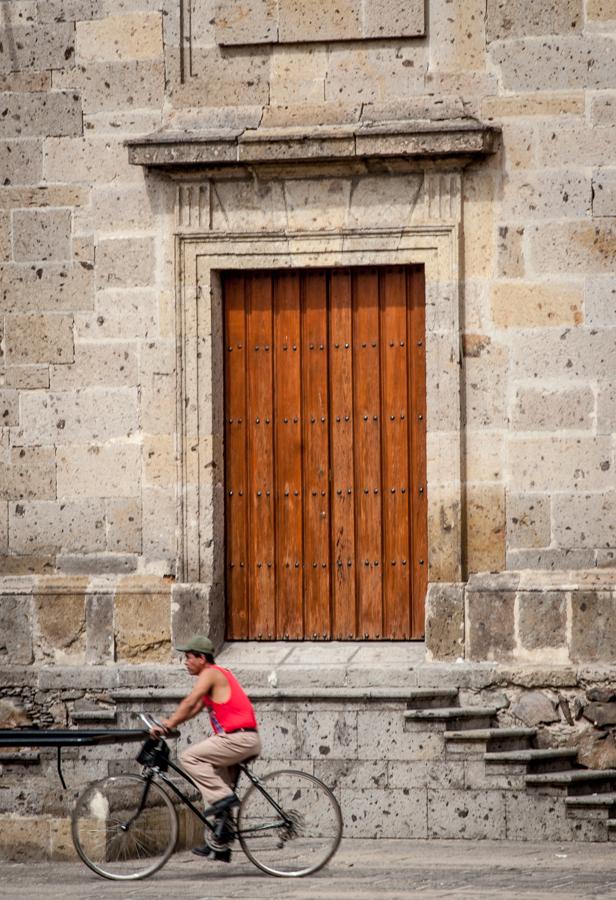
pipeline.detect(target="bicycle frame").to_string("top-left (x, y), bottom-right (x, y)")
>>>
top-left (143, 753), bottom-right (294, 838)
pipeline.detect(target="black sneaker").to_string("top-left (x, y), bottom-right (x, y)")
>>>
top-left (203, 793), bottom-right (240, 817)
top-left (191, 845), bottom-right (232, 863)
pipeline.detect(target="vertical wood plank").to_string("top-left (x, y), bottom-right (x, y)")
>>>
top-left (329, 269), bottom-right (356, 639)
top-left (302, 271), bottom-right (331, 639)
top-left (352, 268), bottom-right (383, 638)
top-left (273, 271), bottom-right (304, 639)
top-left (408, 266), bottom-right (428, 638)
top-left (224, 273), bottom-right (249, 638)
top-left (380, 268), bottom-right (412, 638)
top-left (246, 272), bottom-right (276, 638)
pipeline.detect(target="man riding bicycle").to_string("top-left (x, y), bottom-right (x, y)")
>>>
top-left (149, 634), bottom-right (261, 862)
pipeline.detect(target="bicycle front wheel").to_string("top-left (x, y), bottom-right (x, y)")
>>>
top-left (237, 769), bottom-right (342, 877)
top-left (71, 774), bottom-right (178, 881)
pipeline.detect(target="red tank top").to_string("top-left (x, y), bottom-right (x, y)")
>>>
top-left (202, 666), bottom-right (258, 735)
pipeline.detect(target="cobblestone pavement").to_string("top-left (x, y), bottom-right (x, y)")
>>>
top-left (4, 839), bottom-right (616, 900)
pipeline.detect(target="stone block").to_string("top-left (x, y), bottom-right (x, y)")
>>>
top-left (170, 47), bottom-right (270, 107)
top-left (362, 0), bottom-right (424, 38)
top-left (0, 595), bottom-right (33, 663)
top-left (539, 125), bottom-right (616, 168)
top-left (213, 0), bottom-right (278, 45)
top-left (507, 437), bottom-right (613, 492)
top-left (53, 60), bottom-right (165, 113)
top-left (253, 710), bottom-right (300, 760)
top-left (75, 289), bottom-right (157, 340)
top-left (585, 278), bottom-right (616, 327)
top-left (50, 342), bottom-right (138, 389)
top-left (75, 185), bottom-right (156, 234)
top-left (463, 339), bottom-right (508, 427)
top-left (507, 548), bottom-right (596, 570)
top-left (0, 23), bottom-right (75, 74)
top-left (270, 46), bottom-right (327, 106)
top-left (490, 282), bottom-right (583, 328)
top-left (593, 169), bottom-right (616, 216)
top-left (466, 484), bottom-right (506, 574)
top-left (0, 817), bottom-right (51, 861)
top-left (492, 37), bottom-right (616, 91)
top-left (513, 385), bottom-right (594, 432)
top-left (571, 590), bottom-right (616, 662)
top-left (511, 327), bottom-right (616, 380)
top-left (17, 389), bottom-right (138, 445)
top-left (389, 759), bottom-right (464, 791)
top-left (141, 486), bottom-right (176, 564)
top-left (0, 72), bottom-right (51, 92)
top-left (462, 173), bottom-right (495, 278)
top-left (506, 792), bottom-right (595, 842)
top-left (481, 93), bottom-right (585, 118)
top-left (467, 589), bottom-right (515, 661)
top-left (278, 0), bottom-right (361, 41)
top-left (0, 91), bottom-right (82, 138)
top-left (587, 0), bottom-right (616, 19)
top-left (591, 94), bottom-right (616, 126)
top-left (106, 497), bottom-right (142, 553)
top-left (496, 225), bottom-right (525, 278)
top-left (56, 444), bottom-right (141, 499)
top-left (0, 185), bottom-right (89, 210)
top-left (76, 12), bottom-right (163, 62)
top-left (0, 555), bottom-right (55, 575)
top-left (37, 0), bottom-right (103, 22)
top-left (552, 491), bottom-right (616, 548)
top-left (425, 583), bottom-right (464, 662)
top-left (12, 209), bottom-right (72, 263)
top-left (143, 435), bottom-right (176, 487)
top-left (0, 139), bottom-right (43, 185)
top-left (531, 216), bottom-right (616, 276)
top-left (518, 593), bottom-right (567, 652)
top-left (597, 383), bottom-right (616, 434)
top-left (5, 313), bottom-right (74, 365)
top-left (171, 584), bottom-right (212, 650)
top-left (506, 493), bottom-right (551, 550)
top-left (298, 710), bottom-right (358, 759)
top-left (465, 430), bottom-right (503, 482)
top-left (324, 44), bottom-right (426, 103)
top-left (9, 499), bottom-right (106, 554)
top-left (427, 485), bottom-right (461, 583)
top-left (86, 592), bottom-right (114, 663)
top-left (0, 262), bottom-right (94, 314)
top-left (4, 366), bottom-right (50, 390)
top-left (115, 589), bottom-right (171, 662)
top-left (314, 759), bottom-right (387, 791)
top-left (0, 447), bottom-right (56, 501)
top-left (357, 715), bottom-right (445, 761)
top-left (0, 389), bottom-right (19, 426)
top-left (96, 238), bottom-right (155, 289)
top-left (44, 136), bottom-right (142, 185)
top-left (502, 171), bottom-right (589, 221)
top-left (341, 788), bottom-right (427, 838)
top-left (58, 552), bottom-right (137, 574)
top-left (35, 591), bottom-right (86, 657)
top-left (486, 0), bottom-right (581, 41)
top-left (597, 549), bottom-right (616, 568)
top-left (0, 208), bottom-right (9, 261)
top-left (428, 789), bottom-right (506, 839)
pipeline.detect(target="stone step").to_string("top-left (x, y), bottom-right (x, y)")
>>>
top-left (405, 706), bottom-right (498, 721)
top-left (566, 792), bottom-right (616, 808)
top-left (446, 727), bottom-right (536, 742)
top-left (526, 769), bottom-right (616, 789)
top-left (405, 688), bottom-right (459, 709)
top-left (485, 748), bottom-right (579, 773)
top-left (71, 707), bottom-right (117, 723)
top-left (445, 727), bottom-right (537, 755)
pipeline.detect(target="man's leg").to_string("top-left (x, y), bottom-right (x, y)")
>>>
top-left (180, 732), bottom-right (261, 807)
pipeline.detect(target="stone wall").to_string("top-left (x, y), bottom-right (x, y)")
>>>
top-left (1, 3), bottom-right (615, 637)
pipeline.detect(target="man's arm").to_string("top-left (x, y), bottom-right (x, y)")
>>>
top-left (150, 668), bottom-right (215, 736)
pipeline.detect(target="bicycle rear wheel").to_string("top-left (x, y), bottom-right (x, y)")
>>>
top-left (71, 774), bottom-right (178, 880)
top-left (237, 769), bottom-right (342, 877)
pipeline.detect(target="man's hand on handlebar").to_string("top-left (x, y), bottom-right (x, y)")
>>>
top-left (138, 712), bottom-right (177, 739)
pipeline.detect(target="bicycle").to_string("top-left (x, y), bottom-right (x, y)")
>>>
top-left (71, 713), bottom-right (343, 881)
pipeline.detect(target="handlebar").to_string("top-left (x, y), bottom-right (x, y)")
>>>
top-left (138, 713), bottom-right (180, 738)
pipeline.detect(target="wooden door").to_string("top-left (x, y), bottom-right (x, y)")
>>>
top-left (223, 266), bottom-right (427, 640)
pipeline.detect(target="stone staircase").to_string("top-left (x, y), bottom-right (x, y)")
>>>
top-left (404, 688), bottom-right (616, 842)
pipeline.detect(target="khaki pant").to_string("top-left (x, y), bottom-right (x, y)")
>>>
top-left (180, 731), bottom-right (262, 806)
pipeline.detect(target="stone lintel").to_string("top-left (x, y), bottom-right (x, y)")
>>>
top-left (127, 119), bottom-right (500, 169)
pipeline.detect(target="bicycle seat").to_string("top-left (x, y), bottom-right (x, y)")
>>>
top-left (240, 755), bottom-right (259, 766)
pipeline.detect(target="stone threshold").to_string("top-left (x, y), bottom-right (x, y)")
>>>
top-left (127, 118), bottom-right (499, 168)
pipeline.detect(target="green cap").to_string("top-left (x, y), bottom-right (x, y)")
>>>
top-left (175, 634), bottom-right (215, 655)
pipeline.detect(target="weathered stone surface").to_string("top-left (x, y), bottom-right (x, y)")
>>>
top-left (0, 23), bottom-right (75, 74)
top-left (95, 238), bottom-right (155, 289)
top-left (9, 499), bottom-right (106, 554)
top-left (298, 710), bottom-right (357, 758)
top-left (76, 12), bottom-right (163, 62)
top-left (463, 339), bottom-right (508, 427)
top-left (598, 383), bottom-right (616, 433)
top-left (85, 592), bottom-right (114, 663)
top-left (342, 788), bottom-right (427, 838)
top-left (0, 699), bottom-right (31, 727)
top-left (511, 327), bottom-right (616, 380)
top-left (50, 343), bottom-right (138, 389)
top-left (425, 583), bottom-right (464, 661)
top-left (5, 314), bottom-right (74, 365)
top-left (115, 588), bottom-right (171, 662)
top-left (0, 140), bottom-right (43, 185)
top-left (0, 596), bottom-right (33, 663)
top-left (36, 0), bottom-right (103, 23)
top-left (0, 91), bottom-right (82, 138)
top-left (571, 590), bottom-right (616, 661)
top-left (539, 124), bottom-right (616, 168)
top-left (16, 389), bottom-right (138, 445)
top-left (0, 186), bottom-right (88, 210)
top-left (467, 590), bottom-right (515, 661)
top-left (106, 498), bottom-right (142, 553)
top-left (506, 494), bottom-right (551, 550)
top-left (169, 47), bottom-right (270, 107)
top-left (585, 278), bottom-right (616, 327)
top-left (492, 37), bottom-right (616, 91)
top-left (325, 44), bottom-right (427, 103)
top-left (518, 592), bottom-right (566, 651)
top-left (74, 289), bottom-right (157, 340)
top-left (466, 484), bottom-right (506, 574)
top-left (56, 445), bottom-right (141, 499)
top-left (0, 71), bottom-right (51, 92)
top-left (486, 0), bottom-right (582, 41)
top-left (592, 168), bottom-right (616, 216)
top-left (53, 60), bottom-right (165, 113)
top-left (512, 386), bottom-right (594, 431)
top-left (481, 93), bottom-right (584, 118)
top-left (35, 592), bottom-right (86, 657)
top-left (44, 137), bottom-right (142, 185)
top-left (12, 209), bottom-right (72, 262)
top-left (511, 690), bottom-right (559, 725)
top-left (0, 448), bottom-right (56, 501)
top-left (496, 225), bottom-right (525, 278)
top-left (279, 0), bottom-right (361, 42)
top-left (575, 728), bottom-right (616, 770)
top-left (490, 282), bottom-right (583, 328)
top-left (507, 548), bottom-right (596, 570)
top-left (507, 437), bottom-right (613, 492)
top-left (529, 221), bottom-right (616, 275)
top-left (553, 494), bottom-right (616, 549)
top-left (464, 430), bottom-right (503, 482)
top-left (0, 263), bottom-right (94, 313)
top-left (4, 366), bottom-right (50, 390)
top-left (0, 389), bottom-right (20, 426)
top-left (428, 789), bottom-right (506, 839)
top-left (213, 0), bottom-right (279, 45)
top-left (583, 701), bottom-right (616, 727)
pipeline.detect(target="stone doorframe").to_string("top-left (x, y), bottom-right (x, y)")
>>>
top-left (173, 168), bottom-right (465, 639)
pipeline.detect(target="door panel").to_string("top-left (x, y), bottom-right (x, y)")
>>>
top-left (224, 266), bottom-right (427, 640)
